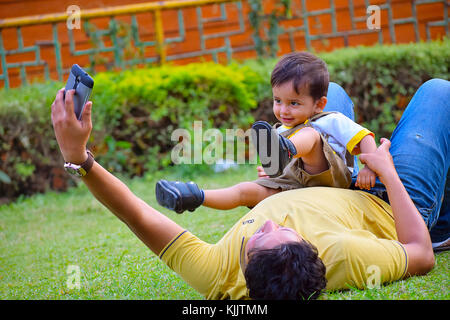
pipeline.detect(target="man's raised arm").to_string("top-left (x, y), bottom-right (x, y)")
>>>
top-left (51, 89), bottom-right (184, 255)
top-left (359, 138), bottom-right (435, 276)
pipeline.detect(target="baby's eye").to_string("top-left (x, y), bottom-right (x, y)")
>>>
top-left (290, 101), bottom-right (300, 106)
top-left (274, 98), bottom-right (281, 104)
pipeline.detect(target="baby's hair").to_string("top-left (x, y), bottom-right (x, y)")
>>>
top-left (271, 52), bottom-right (329, 101)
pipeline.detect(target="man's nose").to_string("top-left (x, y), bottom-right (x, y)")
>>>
top-left (261, 220), bottom-right (278, 233)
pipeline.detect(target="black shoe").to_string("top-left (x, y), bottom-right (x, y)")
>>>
top-left (432, 237), bottom-right (450, 253)
top-left (251, 121), bottom-right (297, 178)
top-left (155, 180), bottom-right (204, 214)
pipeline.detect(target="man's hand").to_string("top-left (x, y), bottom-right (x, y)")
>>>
top-left (257, 166), bottom-right (269, 178)
top-left (355, 166), bottom-right (376, 190)
top-left (358, 138), bottom-right (396, 186)
top-left (51, 88), bottom-right (93, 164)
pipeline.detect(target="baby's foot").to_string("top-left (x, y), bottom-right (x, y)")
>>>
top-left (251, 121), bottom-right (297, 178)
top-left (155, 180), bottom-right (204, 214)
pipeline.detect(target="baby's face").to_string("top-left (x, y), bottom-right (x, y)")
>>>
top-left (272, 81), bottom-right (324, 127)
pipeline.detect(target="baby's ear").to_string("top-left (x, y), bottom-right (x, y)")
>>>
top-left (315, 96), bottom-right (327, 111)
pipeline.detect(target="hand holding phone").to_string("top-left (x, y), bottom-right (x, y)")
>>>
top-left (64, 64), bottom-right (94, 120)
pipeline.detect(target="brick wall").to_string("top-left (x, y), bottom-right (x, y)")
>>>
top-left (0, 0), bottom-right (447, 88)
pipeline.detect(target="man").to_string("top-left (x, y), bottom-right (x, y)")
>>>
top-left (51, 79), bottom-right (448, 300)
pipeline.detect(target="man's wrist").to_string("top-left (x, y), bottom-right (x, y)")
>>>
top-left (380, 170), bottom-right (401, 188)
top-left (64, 150), bottom-right (89, 165)
top-left (64, 150), bottom-right (95, 178)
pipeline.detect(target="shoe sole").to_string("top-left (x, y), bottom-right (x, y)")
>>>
top-left (252, 121), bottom-right (273, 152)
top-left (433, 245), bottom-right (450, 253)
top-left (252, 121), bottom-right (282, 177)
top-left (432, 237), bottom-right (450, 253)
top-left (155, 180), bottom-right (184, 214)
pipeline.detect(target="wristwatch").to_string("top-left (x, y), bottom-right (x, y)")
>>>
top-left (64, 150), bottom-right (95, 177)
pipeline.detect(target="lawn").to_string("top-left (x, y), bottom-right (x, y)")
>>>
top-left (0, 164), bottom-right (448, 300)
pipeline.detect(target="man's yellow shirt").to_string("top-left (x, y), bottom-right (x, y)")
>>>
top-left (159, 187), bottom-right (408, 299)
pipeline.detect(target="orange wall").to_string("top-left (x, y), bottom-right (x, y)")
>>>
top-left (0, 0), bottom-right (447, 88)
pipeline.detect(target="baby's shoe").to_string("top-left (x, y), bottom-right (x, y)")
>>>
top-left (155, 180), bottom-right (204, 214)
top-left (251, 121), bottom-right (297, 178)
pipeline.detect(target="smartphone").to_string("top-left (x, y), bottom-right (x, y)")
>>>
top-left (64, 64), bottom-right (94, 120)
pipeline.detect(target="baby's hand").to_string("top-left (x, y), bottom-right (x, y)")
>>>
top-left (355, 166), bottom-right (376, 190)
top-left (257, 166), bottom-right (269, 178)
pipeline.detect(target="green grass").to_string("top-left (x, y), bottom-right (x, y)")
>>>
top-left (0, 165), bottom-right (448, 300)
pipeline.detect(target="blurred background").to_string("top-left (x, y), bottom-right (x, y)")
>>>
top-left (0, 0), bottom-right (447, 88)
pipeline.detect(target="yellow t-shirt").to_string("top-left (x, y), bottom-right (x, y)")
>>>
top-left (159, 187), bottom-right (408, 300)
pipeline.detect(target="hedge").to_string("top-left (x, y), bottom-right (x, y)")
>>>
top-left (0, 39), bottom-right (449, 203)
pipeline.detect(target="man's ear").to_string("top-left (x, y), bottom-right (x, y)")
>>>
top-left (315, 96), bottom-right (327, 112)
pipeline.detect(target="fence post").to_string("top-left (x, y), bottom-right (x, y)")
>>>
top-left (153, 9), bottom-right (166, 65)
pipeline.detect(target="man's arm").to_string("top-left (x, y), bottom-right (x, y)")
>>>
top-left (51, 89), bottom-right (183, 255)
top-left (82, 161), bottom-right (184, 255)
top-left (359, 138), bottom-right (435, 276)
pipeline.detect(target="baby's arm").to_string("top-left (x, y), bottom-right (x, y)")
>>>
top-left (358, 134), bottom-right (378, 154)
top-left (354, 134), bottom-right (378, 190)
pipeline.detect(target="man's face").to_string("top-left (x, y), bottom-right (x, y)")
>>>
top-left (272, 81), bottom-right (325, 127)
top-left (242, 220), bottom-right (302, 270)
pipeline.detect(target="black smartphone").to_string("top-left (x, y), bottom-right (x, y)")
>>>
top-left (64, 64), bottom-right (94, 120)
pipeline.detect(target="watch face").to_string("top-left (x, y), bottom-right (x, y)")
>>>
top-left (64, 163), bottom-right (83, 177)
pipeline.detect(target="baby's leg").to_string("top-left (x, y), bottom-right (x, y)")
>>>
top-left (289, 127), bottom-right (328, 175)
top-left (203, 182), bottom-right (280, 210)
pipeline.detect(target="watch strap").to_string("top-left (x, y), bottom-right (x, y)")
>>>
top-left (64, 150), bottom-right (95, 177)
top-left (80, 150), bottom-right (95, 176)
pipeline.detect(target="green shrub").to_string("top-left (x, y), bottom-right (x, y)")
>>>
top-left (0, 39), bottom-right (449, 203)
top-left (0, 81), bottom-right (65, 201)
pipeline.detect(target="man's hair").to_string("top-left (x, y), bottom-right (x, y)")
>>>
top-left (271, 51), bottom-right (329, 101)
top-left (244, 241), bottom-right (327, 300)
